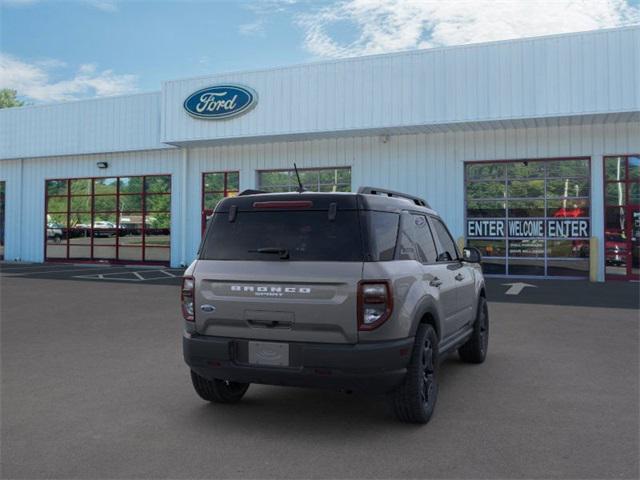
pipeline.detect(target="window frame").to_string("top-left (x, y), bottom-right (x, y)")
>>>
top-left (428, 215), bottom-right (460, 263)
top-left (603, 154), bottom-right (640, 280)
top-left (464, 157), bottom-right (592, 277)
top-left (44, 174), bottom-right (171, 264)
top-left (256, 166), bottom-right (351, 193)
top-left (201, 171), bottom-right (240, 233)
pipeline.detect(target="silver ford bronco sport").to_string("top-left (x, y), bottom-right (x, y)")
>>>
top-left (182, 187), bottom-right (488, 424)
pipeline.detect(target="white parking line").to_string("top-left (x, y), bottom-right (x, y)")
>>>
top-left (72, 269), bottom-right (180, 282)
top-left (0, 266), bottom-right (132, 276)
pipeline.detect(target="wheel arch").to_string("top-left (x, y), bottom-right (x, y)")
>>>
top-left (409, 299), bottom-right (442, 340)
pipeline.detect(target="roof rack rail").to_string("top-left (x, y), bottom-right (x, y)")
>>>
top-left (357, 186), bottom-right (430, 208)
top-left (238, 189), bottom-right (267, 196)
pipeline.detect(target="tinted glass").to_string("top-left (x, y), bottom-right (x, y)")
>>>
top-left (629, 156), bottom-right (640, 180)
top-left (508, 239), bottom-right (544, 257)
top-left (258, 168), bottom-right (351, 193)
top-left (44, 175), bottom-right (171, 263)
top-left (397, 214), bottom-right (437, 263)
top-left (119, 194), bottom-right (142, 212)
top-left (466, 182), bottom-right (505, 199)
top-left (119, 177), bottom-right (143, 193)
top-left (397, 222), bottom-right (419, 261)
top-left (466, 200), bottom-right (506, 218)
top-left (47, 197), bottom-right (68, 213)
top-left (507, 180), bottom-right (545, 198)
top-left (70, 179), bottom-right (91, 194)
top-left (507, 161), bottom-right (545, 178)
top-left (466, 163), bottom-right (505, 180)
top-left (145, 194), bottom-right (170, 212)
top-left (145, 176), bottom-right (171, 193)
top-left (605, 157), bottom-right (626, 181)
top-left (367, 211), bottom-right (398, 261)
top-left (227, 172), bottom-right (240, 190)
top-left (412, 215), bottom-right (438, 263)
top-left (546, 159), bottom-right (589, 177)
top-left (201, 210), bottom-right (363, 261)
top-left (546, 179), bottom-right (589, 198)
top-left (547, 199), bottom-right (589, 218)
top-left (47, 180), bottom-right (67, 196)
top-left (467, 239), bottom-right (506, 257)
top-left (204, 173), bottom-right (225, 191)
top-left (606, 183), bottom-right (625, 205)
top-left (508, 258), bottom-right (544, 275)
top-left (431, 218), bottom-right (458, 261)
top-left (547, 240), bottom-right (589, 258)
top-left (94, 178), bottom-right (117, 194)
top-left (508, 200), bottom-right (545, 217)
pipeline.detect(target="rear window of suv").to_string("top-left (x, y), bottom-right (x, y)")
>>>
top-left (200, 209), bottom-right (401, 262)
top-left (200, 210), bottom-right (364, 261)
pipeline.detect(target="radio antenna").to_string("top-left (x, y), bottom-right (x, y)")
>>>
top-left (293, 163), bottom-right (305, 193)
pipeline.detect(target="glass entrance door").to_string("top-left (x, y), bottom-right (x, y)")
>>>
top-left (604, 155), bottom-right (639, 280)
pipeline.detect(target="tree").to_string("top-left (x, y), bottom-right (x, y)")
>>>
top-left (0, 89), bottom-right (25, 109)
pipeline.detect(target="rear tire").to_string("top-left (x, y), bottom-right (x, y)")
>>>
top-left (190, 370), bottom-right (249, 404)
top-left (388, 324), bottom-right (439, 424)
top-left (458, 296), bottom-right (489, 364)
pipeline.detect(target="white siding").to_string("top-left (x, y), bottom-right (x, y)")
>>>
top-left (162, 27), bottom-right (640, 145)
top-left (180, 121), bottom-right (639, 280)
top-left (2, 119), bottom-right (637, 279)
top-left (0, 92), bottom-right (168, 160)
top-left (0, 149), bottom-right (182, 264)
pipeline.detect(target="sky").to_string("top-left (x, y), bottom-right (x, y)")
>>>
top-left (1, 0), bottom-right (639, 104)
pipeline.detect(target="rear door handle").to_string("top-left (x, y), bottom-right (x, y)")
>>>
top-left (455, 273), bottom-right (465, 281)
top-left (429, 277), bottom-right (443, 287)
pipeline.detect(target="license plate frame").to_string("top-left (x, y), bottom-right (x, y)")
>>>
top-left (248, 341), bottom-right (290, 367)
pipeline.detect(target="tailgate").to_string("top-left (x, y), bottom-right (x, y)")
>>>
top-left (194, 261), bottom-right (363, 344)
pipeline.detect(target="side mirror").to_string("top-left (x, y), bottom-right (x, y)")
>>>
top-left (462, 246), bottom-right (482, 264)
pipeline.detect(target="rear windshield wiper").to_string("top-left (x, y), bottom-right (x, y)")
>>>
top-left (248, 247), bottom-right (290, 260)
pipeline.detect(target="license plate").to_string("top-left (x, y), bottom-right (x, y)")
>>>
top-left (248, 341), bottom-right (290, 367)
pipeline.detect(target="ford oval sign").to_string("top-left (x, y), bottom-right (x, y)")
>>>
top-left (183, 85), bottom-right (257, 120)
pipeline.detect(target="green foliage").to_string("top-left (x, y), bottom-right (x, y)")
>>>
top-left (0, 89), bottom-right (24, 109)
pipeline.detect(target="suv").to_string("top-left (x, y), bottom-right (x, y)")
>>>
top-left (182, 187), bottom-right (488, 424)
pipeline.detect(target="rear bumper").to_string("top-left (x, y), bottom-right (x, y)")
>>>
top-left (183, 333), bottom-right (414, 393)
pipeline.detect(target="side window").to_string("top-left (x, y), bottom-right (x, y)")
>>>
top-left (397, 216), bottom-right (419, 261)
top-left (396, 213), bottom-right (438, 263)
top-left (412, 214), bottom-right (438, 263)
top-left (368, 211), bottom-right (399, 261)
top-left (431, 217), bottom-right (459, 262)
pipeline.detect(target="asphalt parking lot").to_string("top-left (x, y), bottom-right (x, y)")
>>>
top-left (1, 262), bottom-right (638, 479)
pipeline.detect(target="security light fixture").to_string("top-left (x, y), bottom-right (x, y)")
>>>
top-left (97, 162), bottom-right (109, 169)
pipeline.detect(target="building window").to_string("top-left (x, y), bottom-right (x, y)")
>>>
top-left (45, 175), bottom-right (171, 263)
top-left (201, 171), bottom-right (239, 232)
top-left (604, 155), bottom-right (639, 280)
top-left (257, 167), bottom-right (351, 193)
top-left (465, 158), bottom-right (591, 277)
top-left (0, 181), bottom-right (4, 260)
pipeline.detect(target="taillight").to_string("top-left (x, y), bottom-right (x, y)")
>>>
top-left (181, 276), bottom-right (195, 321)
top-left (358, 280), bottom-right (393, 331)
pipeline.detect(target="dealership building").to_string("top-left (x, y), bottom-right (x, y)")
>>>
top-left (0, 26), bottom-right (638, 281)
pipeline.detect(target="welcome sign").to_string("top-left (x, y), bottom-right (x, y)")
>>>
top-left (467, 219), bottom-right (590, 239)
top-left (184, 85), bottom-right (257, 119)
